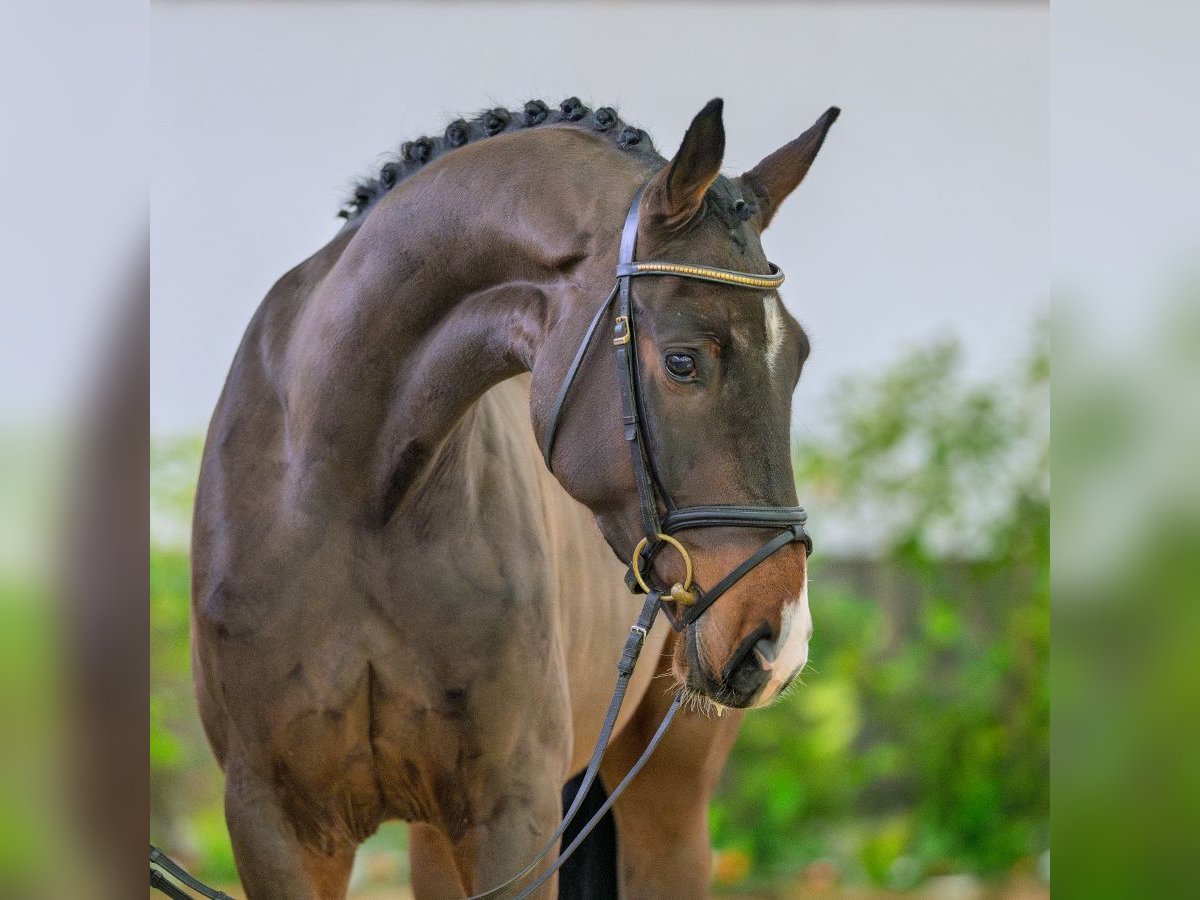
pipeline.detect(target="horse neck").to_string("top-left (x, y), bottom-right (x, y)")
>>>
top-left (282, 134), bottom-right (645, 526)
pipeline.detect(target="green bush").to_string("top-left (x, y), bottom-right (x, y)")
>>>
top-left (711, 324), bottom-right (1049, 890)
top-left (150, 439), bottom-right (237, 884)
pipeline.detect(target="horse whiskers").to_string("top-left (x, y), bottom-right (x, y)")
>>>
top-left (777, 674), bottom-right (805, 702)
top-left (676, 684), bottom-right (729, 719)
top-left (774, 661), bottom-right (812, 702)
top-left (661, 672), bottom-right (687, 694)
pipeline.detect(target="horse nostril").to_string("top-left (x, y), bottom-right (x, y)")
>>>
top-left (687, 621), bottom-right (777, 708)
top-left (722, 623), bottom-right (774, 685)
top-left (754, 636), bottom-right (777, 666)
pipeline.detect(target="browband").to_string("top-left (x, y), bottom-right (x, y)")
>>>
top-left (540, 199), bottom-right (786, 469)
top-left (614, 261), bottom-right (785, 290)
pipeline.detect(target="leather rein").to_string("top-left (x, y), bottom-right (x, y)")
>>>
top-left (484, 183), bottom-right (814, 898)
top-left (151, 181), bottom-right (813, 900)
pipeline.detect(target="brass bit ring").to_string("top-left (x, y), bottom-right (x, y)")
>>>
top-left (631, 534), bottom-right (696, 605)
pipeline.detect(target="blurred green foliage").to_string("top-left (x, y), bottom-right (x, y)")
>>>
top-left (149, 326), bottom-right (1049, 893)
top-left (151, 437), bottom-right (242, 884)
top-left (0, 580), bottom-right (59, 895)
top-left (1053, 291), bottom-right (1200, 898)
top-left (711, 325), bottom-right (1049, 891)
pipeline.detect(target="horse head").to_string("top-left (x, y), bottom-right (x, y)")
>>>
top-left (540, 99), bottom-right (839, 709)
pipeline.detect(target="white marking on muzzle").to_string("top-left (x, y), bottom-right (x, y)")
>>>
top-left (755, 576), bottom-right (812, 705)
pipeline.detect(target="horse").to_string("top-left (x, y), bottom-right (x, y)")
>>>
top-left (191, 96), bottom-right (838, 899)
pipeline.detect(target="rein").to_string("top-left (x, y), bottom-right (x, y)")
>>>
top-left (487, 182), bottom-right (813, 896)
top-left (150, 179), bottom-right (813, 899)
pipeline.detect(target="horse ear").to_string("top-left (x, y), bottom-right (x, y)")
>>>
top-left (741, 106), bottom-right (840, 229)
top-left (643, 98), bottom-right (726, 231)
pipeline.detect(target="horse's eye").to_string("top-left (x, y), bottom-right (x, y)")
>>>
top-left (665, 353), bottom-right (697, 380)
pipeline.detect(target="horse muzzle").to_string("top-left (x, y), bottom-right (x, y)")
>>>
top-left (683, 580), bottom-right (812, 709)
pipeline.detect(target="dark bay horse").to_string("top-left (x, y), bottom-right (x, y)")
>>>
top-left (192, 97), bottom-right (838, 899)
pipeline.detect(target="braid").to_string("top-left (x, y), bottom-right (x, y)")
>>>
top-left (339, 97), bottom-right (659, 221)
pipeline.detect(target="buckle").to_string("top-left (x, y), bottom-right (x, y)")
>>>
top-left (612, 315), bottom-right (631, 346)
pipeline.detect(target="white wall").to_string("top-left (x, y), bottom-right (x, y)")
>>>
top-left (151, 0), bottom-right (1048, 435)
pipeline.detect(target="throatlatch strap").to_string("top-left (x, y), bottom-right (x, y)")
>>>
top-left (540, 283), bottom-right (619, 467)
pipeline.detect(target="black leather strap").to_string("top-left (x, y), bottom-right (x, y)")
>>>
top-left (515, 694), bottom-right (683, 899)
top-left (466, 591), bottom-right (663, 899)
top-left (664, 504), bottom-right (810, 534)
top-left (662, 506), bottom-right (812, 559)
top-left (498, 175), bottom-right (813, 890)
top-left (150, 846), bottom-right (235, 900)
top-left (151, 869), bottom-right (197, 900)
top-left (541, 181), bottom-right (814, 619)
top-left (617, 183), bottom-right (644, 270)
top-left (613, 184), bottom-right (663, 543)
top-left (540, 283), bottom-right (619, 467)
top-left (681, 524), bottom-right (807, 627)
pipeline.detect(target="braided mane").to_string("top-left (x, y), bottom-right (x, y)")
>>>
top-left (340, 97), bottom-right (661, 222)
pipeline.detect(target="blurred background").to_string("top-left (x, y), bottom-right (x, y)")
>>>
top-left (8, 0), bottom-right (1198, 898)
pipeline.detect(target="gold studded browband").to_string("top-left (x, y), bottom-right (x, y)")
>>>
top-left (614, 260), bottom-right (785, 290)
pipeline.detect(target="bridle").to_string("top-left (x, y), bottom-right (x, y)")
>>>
top-left (151, 180), bottom-right (814, 900)
top-left (489, 182), bottom-right (813, 897)
top-left (541, 181), bottom-right (812, 626)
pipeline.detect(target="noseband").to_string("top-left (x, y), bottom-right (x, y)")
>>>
top-left (541, 183), bottom-right (812, 627)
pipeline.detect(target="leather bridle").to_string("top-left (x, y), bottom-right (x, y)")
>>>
top-left (471, 183), bottom-right (815, 898)
top-left (541, 182), bottom-right (812, 626)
